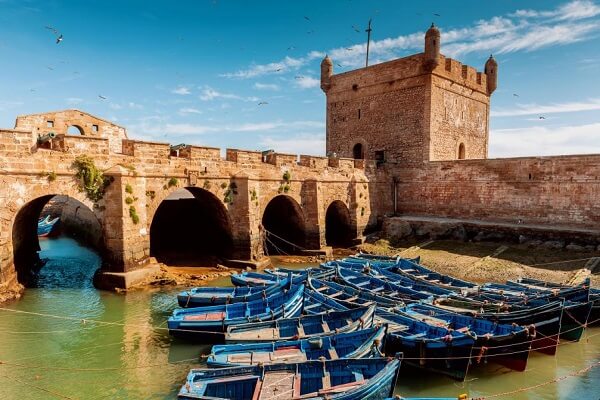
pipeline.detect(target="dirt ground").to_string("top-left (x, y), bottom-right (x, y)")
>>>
top-left (359, 238), bottom-right (599, 288)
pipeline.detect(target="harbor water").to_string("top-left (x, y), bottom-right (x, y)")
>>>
top-left (0, 237), bottom-right (598, 399)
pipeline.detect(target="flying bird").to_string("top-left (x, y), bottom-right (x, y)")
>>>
top-left (46, 66), bottom-right (54, 70)
top-left (345, 47), bottom-right (354, 51)
top-left (513, 93), bottom-right (519, 97)
top-left (433, 13), bottom-right (441, 17)
top-left (274, 68), bottom-right (282, 72)
top-left (306, 30), bottom-right (315, 34)
top-left (539, 116), bottom-right (546, 120)
top-left (337, 63), bottom-right (343, 68)
top-left (98, 95), bottom-right (107, 100)
top-left (304, 16), bottom-right (311, 21)
top-left (294, 75), bottom-right (305, 80)
top-left (287, 46), bottom-right (296, 50)
top-left (352, 25), bottom-right (361, 32)
top-left (45, 26), bottom-right (63, 44)
top-left (258, 101), bottom-right (268, 105)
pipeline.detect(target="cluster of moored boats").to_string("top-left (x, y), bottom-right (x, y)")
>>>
top-left (167, 253), bottom-right (599, 399)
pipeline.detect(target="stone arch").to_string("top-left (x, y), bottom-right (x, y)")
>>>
top-left (352, 142), bottom-right (365, 159)
top-left (325, 200), bottom-right (354, 247)
top-left (149, 187), bottom-right (234, 264)
top-left (458, 142), bottom-right (466, 159)
top-left (262, 195), bottom-right (306, 255)
top-left (11, 194), bottom-right (104, 287)
top-left (67, 125), bottom-right (85, 135)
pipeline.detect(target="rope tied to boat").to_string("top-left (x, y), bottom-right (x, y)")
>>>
top-left (475, 346), bottom-right (488, 364)
top-left (527, 324), bottom-right (537, 339)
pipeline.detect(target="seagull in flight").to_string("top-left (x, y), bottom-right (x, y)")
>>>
top-left (337, 63), bottom-right (343, 68)
top-left (539, 116), bottom-right (546, 120)
top-left (258, 101), bottom-right (268, 106)
top-left (45, 26), bottom-right (63, 44)
top-left (352, 25), bottom-right (361, 32)
top-left (513, 93), bottom-right (519, 97)
top-left (433, 13), bottom-right (441, 17)
top-left (98, 95), bottom-right (107, 100)
top-left (304, 16), bottom-right (311, 22)
top-left (46, 66), bottom-right (54, 70)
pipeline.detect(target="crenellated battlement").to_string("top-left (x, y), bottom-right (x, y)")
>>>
top-left (435, 56), bottom-right (487, 93)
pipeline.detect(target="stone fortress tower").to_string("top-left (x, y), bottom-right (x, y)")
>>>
top-left (321, 24), bottom-right (497, 166)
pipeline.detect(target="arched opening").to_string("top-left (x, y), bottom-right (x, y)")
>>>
top-left (67, 125), bottom-right (84, 135)
top-left (262, 195), bottom-right (306, 255)
top-left (150, 187), bottom-right (233, 265)
top-left (325, 201), bottom-right (354, 248)
top-left (352, 143), bottom-right (364, 159)
top-left (12, 195), bottom-right (104, 288)
top-left (458, 143), bottom-right (466, 159)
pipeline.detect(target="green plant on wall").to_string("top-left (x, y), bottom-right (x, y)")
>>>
top-left (283, 184), bottom-right (290, 193)
top-left (203, 180), bottom-right (211, 190)
top-left (282, 171), bottom-right (291, 182)
top-left (223, 188), bottom-right (233, 204)
top-left (220, 182), bottom-right (228, 189)
top-left (72, 155), bottom-right (110, 202)
top-left (229, 181), bottom-right (238, 194)
top-left (146, 190), bottom-right (156, 200)
top-left (125, 183), bottom-right (133, 194)
top-left (125, 197), bottom-right (134, 205)
top-left (129, 206), bottom-right (140, 224)
top-left (250, 188), bottom-right (257, 201)
top-left (168, 177), bottom-right (178, 188)
top-left (45, 171), bottom-right (57, 182)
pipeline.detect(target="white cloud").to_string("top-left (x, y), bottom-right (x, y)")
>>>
top-left (172, 86), bottom-right (191, 95)
top-left (199, 86), bottom-right (259, 102)
top-left (178, 107), bottom-right (203, 115)
top-left (492, 98), bottom-right (600, 117)
top-left (294, 76), bottom-right (320, 89)
top-left (490, 122), bottom-right (600, 157)
top-left (259, 133), bottom-right (325, 155)
top-left (128, 102), bottom-right (143, 109)
top-left (254, 82), bottom-right (280, 91)
top-left (221, 1), bottom-right (600, 78)
top-left (512, 0), bottom-right (600, 21)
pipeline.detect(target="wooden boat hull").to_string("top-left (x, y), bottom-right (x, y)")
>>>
top-left (560, 300), bottom-right (593, 341)
top-left (225, 305), bottom-right (376, 343)
top-left (376, 310), bottom-right (474, 381)
top-left (177, 279), bottom-right (290, 308)
top-left (308, 277), bottom-right (399, 309)
top-left (208, 325), bottom-right (387, 367)
top-left (178, 357), bottom-right (401, 400)
top-left (168, 285), bottom-right (305, 342)
top-left (401, 303), bottom-right (532, 372)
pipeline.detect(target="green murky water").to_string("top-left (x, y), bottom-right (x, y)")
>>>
top-left (0, 238), bottom-right (598, 399)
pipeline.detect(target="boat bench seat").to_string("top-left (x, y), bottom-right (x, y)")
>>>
top-left (183, 312), bottom-right (225, 321)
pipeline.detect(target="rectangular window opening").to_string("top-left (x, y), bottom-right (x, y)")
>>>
top-left (47, 121), bottom-right (54, 128)
top-left (92, 124), bottom-right (99, 132)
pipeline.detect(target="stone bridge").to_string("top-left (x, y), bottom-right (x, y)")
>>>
top-left (0, 109), bottom-right (390, 297)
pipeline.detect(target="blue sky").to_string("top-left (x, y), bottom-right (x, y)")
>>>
top-left (1, 0), bottom-right (599, 158)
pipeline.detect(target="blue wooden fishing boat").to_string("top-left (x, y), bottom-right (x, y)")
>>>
top-left (308, 277), bottom-right (400, 309)
top-left (37, 215), bottom-right (59, 236)
top-left (474, 282), bottom-right (592, 341)
top-left (431, 297), bottom-right (563, 356)
top-left (168, 284), bottom-right (305, 341)
top-left (303, 285), bottom-right (350, 315)
top-left (178, 357), bottom-right (401, 400)
top-left (264, 266), bottom-right (335, 281)
top-left (208, 325), bottom-right (387, 367)
top-left (177, 278), bottom-right (292, 307)
top-left (225, 305), bottom-right (376, 343)
top-left (400, 303), bottom-right (532, 372)
top-left (336, 267), bottom-right (434, 302)
top-left (376, 309), bottom-right (475, 381)
top-left (369, 265), bottom-right (455, 298)
top-left (231, 269), bottom-right (333, 287)
top-left (377, 259), bottom-right (478, 294)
